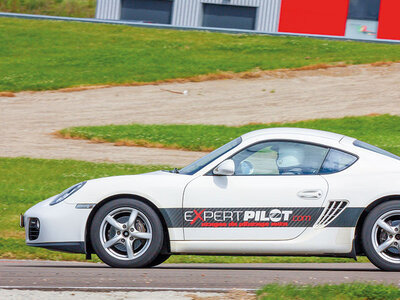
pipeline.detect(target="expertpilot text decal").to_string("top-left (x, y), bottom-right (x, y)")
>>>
top-left (184, 208), bottom-right (317, 228)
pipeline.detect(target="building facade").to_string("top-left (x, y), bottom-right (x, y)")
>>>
top-left (96, 0), bottom-right (400, 41)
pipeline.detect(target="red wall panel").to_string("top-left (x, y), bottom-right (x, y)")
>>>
top-left (279, 0), bottom-right (349, 36)
top-left (377, 0), bottom-right (400, 40)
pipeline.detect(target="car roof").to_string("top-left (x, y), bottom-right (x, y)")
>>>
top-left (241, 127), bottom-right (345, 142)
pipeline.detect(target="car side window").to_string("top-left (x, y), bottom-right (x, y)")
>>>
top-left (319, 149), bottom-right (357, 174)
top-left (231, 141), bottom-right (329, 176)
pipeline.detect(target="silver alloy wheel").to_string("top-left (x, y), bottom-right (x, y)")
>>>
top-left (99, 207), bottom-right (152, 261)
top-left (372, 210), bottom-right (400, 264)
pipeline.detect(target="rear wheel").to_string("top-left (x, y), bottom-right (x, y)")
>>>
top-left (362, 201), bottom-right (400, 271)
top-left (90, 198), bottom-right (163, 268)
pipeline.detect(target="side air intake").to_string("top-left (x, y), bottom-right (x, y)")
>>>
top-left (314, 201), bottom-right (348, 228)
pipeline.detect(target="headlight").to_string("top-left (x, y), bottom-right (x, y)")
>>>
top-left (50, 181), bottom-right (86, 206)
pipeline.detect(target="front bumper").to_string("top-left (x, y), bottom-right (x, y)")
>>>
top-left (26, 242), bottom-right (86, 254)
top-left (22, 196), bottom-right (92, 254)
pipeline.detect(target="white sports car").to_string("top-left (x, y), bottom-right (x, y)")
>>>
top-left (21, 128), bottom-right (400, 270)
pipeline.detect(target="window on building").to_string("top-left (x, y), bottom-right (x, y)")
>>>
top-left (121, 0), bottom-right (173, 24)
top-left (202, 4), bottom-right (257, 30)
top-left (348, 0), bottom-right (381, 21)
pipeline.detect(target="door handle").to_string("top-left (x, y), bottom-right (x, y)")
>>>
top-left (297, 190), bottom-right (323, 199)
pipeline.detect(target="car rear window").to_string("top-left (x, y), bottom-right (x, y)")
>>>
top-left (319, 149), bottom-right (357, 174)
top-left (353, 140), bottom-right (400, 161)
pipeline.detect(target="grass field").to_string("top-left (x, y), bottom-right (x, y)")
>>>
top-left (59, 114), bottom-right (400, 154)
top-left (257, 283), bottom-right (400, 300)
top-left (0, 157), bottom-right (368, 263)
top-left (1, 18), bottom-right (400, 92)
top-left (0, 0), bottom-right (96, 18)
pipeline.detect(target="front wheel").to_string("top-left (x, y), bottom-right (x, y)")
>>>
top-left (90, 198), bottom-right (164, 268)
top-left (362, 201), bottom-right (400, 271)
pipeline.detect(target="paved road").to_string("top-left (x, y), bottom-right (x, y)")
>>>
top-left (1, 260), bottom-right (399, 292)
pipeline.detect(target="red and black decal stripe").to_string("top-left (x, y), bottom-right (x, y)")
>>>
top-left (160, 207), bottom-right (363, 228)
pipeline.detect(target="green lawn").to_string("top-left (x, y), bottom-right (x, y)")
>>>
top-left (0, 157), bottom-right (368, 263)
top-left (257, 283), bottom-right (400, 300)
top-left (1, 17), bottom-right (400, 92)
top-left (0, 0), bottom-right (96, 18)
top-left (59, 114), bottom-right (400, 154)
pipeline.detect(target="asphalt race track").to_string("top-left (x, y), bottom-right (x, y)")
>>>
top-left (1, 260), bottom-right (400, 292)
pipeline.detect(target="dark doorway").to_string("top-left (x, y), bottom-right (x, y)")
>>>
top-left (121, 0), bottom-right (173, 24)
top-left (202, 4), bottom-right (257, 30)
top-left (348, 0), bottom-right (381, 21)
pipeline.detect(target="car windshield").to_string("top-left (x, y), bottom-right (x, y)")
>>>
top-left (179, 137), bottom-right (242, 175)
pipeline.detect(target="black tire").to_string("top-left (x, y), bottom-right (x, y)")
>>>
top-left (148, 253), bottom-right (171, 267)
top-left (90, 198), bottom-right (164, 268)
top-left (362, 200), bottom-right (400, 271)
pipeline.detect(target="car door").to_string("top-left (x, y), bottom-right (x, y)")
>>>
top-left (183, 141), bottom-right (329, 241)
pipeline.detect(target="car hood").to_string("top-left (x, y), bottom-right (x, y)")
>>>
top-left (64, 170), bottom-right (194, 208)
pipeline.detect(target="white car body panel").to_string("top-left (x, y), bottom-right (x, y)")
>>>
top-left (69, 172), bottom-right (192, 241)
top-left (183, 175), bottom-right (328, 240)
top-left (24, 197), bottom-right (92, 244)
top-left (22, 128), bottom-right (400, 258)
top-left (171, 228), bottom-right (354, 254)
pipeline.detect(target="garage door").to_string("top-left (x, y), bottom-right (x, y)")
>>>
top-left (121, 0), bottom-right (173, 24)
top-left (202, 4), bottom-right (257, 30)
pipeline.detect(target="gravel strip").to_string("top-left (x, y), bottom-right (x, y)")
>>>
top-left (1, 63), bottom-right (399, 166)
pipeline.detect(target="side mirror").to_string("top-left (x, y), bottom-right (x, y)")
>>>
top-left (213, 159), bottom-right (235, 176)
